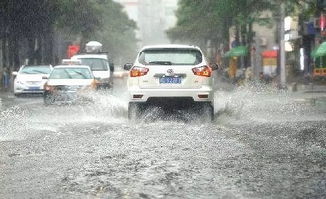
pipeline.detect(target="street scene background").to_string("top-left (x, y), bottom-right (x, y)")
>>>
top-left (1, 0), bottom-right (326, 198)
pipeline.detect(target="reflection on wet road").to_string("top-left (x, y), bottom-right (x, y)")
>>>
top-left (0, 85), bottom-right (326, 198)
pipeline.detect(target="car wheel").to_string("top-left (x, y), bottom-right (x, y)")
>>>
top-left (128, 102), bottom-right (142, 120)
top-left (104, 83), bottom-right (112, 89)
top-left (201, 102), bottom-right (214, 122)
top-left (44, 94), bottom-right (55, 105)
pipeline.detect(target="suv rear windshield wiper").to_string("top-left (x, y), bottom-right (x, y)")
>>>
top-left (148, 61), bottom-right (172, 65)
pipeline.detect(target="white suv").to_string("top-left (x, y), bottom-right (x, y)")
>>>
top-left (124, 44), bottom-right (217, 121)
top-left (71, 53), bottom-right (113, 88)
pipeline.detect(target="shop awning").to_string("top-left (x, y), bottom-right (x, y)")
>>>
top-left (224, 46), bottom-right (248, 57)
top-left (311, 46), bottom-right (319, 58)
top-left (312, 42), bottom-right (326, 58)
top-left (262, 50), bottom-right (278, 58)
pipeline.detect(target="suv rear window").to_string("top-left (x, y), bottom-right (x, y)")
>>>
top-left (138, 48), bottom-right (202, 65)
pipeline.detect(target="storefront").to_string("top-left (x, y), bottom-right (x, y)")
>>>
top-left (261, 50), bottom-right (278, 77)
top-left (224, 46), bottom-right (248, 79)
top-left (311, 41), bottom-right (326, 77)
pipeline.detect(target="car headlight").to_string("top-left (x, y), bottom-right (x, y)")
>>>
top-left (16, 80), bottom-right (24, 85)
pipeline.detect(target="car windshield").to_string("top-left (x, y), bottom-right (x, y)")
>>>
top-left (49, 68), bottom-right (93, 79)
top-left (79, 58), bottom-right (109, 71)
top-left (20, 65), bottom-right (51, 74)
top-left (138, 49), bottom-right (202, 65)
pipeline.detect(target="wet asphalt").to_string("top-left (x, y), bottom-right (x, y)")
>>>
top-left (0, 80), bottom-right (326, 199)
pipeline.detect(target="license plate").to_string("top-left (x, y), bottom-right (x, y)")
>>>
top-left (159, 77), bottom-right (181, 84)
top-left (29, 87), bottom-right (41, 90)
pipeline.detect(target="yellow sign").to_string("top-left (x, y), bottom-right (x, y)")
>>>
top-left (263, 58), bottom-right (277, 66)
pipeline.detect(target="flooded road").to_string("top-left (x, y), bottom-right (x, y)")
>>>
top-left (0, 82), bottom-right (326, 198)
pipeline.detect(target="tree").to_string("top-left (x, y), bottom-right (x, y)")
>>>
top-left (56, 0), bottom-right (102, 41)
top-left (167, 0), bottom-right (313, 59)
top-left (92, 0), bottom-right (138, 64)
top-left (0, 0), bottom-right (137, 70)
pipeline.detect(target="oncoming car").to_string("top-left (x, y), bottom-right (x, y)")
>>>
top-left (12, 65), bottom-right (53, 96)
top-left (124, 44), bottom-right (218, 121)
top-left (43, 65), bottom-right (97, 105)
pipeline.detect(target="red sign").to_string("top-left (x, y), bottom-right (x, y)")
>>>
top-left (262, 50), bottom-right (278, 58)
top-left (320, 14), bottom-right (326, 31)
top-left (67, 45), bottom-right (80, 58)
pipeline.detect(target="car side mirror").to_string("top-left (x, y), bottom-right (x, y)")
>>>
top-left (211, 63), bottom-right (219, 71)
top-left (12, 71), bottom-right (18, 76)
top-left (124, 63), bottom-right (133, 71)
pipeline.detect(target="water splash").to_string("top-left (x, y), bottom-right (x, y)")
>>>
top-left (214, 84), bottom-right (323, 125)
top-left (0, 106), bottom-right (29, 141)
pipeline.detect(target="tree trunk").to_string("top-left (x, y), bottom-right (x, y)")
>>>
top-left (8, 34), bottom-right (14, 70)
top-left (13, 37), bottom-right (20, 69)
top-left (44, 27), bottom-right (54, 64)
top-left (247, 22), bottom-right (254, 67)
top-left (2, 37), bottom-right (7, 68)
top-left (27, 36), bottom-right (35, 65)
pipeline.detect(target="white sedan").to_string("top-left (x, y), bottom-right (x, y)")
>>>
top-left (13, 65), bottom-right (53, 96)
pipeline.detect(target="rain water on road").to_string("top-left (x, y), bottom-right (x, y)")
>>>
top-left (0, 85), bottom-right (325, 198)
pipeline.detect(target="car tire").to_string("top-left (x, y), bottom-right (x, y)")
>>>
top-left (44, 93), bottom-right (55, 105)
top-left (202, 102), bottom-right (214, 122)
top-left (128, 102), bottom-right (142, 120)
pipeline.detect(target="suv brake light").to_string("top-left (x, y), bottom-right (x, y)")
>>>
top-left (130, 66), bottom-right (149, 77)
top-left (192, 65), bottom-right (212, 77)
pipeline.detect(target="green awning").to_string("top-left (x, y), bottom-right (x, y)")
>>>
top-left (311, 47), bottom-right (317, 58)
top-left (313, 42), bottom-right (326, 58)
top-left (224, 46), bottom-right (248, 57)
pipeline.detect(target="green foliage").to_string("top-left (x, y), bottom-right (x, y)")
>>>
top-left (56, 0), bottom-right (102, 38)
top-left (0, 0), bottom-right (137, 66)
top-left (167, 0), bottom-right (272, 47)
top-left (168, 0), bottom-right (317, 49)
top-left (92, 0), bottom-right (138, 64)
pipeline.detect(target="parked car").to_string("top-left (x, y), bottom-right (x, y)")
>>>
top-left (12, 65), bottom-right (53, 96)
top-left (43, 65), bottom-right (97, 105)
top-left (124, 44), bottom-right (218, 121)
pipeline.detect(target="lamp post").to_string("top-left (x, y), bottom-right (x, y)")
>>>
top-left (280, 2), bottom-right (287, 89)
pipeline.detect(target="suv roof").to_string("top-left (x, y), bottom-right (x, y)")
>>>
top-left (141, 44), bottom-right (200, 51)
top-left (72, 53), bottom-right (108, 60)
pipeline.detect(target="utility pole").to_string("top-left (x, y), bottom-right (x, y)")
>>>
top-left (280, 2), bottom-right (287, 88)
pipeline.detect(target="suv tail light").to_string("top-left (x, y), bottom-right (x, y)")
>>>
top-left (192, 66), bottom-right (212, 77)
top-left (130, 66), bottom-right (149, 77)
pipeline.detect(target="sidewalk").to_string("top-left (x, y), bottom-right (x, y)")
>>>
top-left (289, 82), bottom-right (326, 107)
top-left (289, 82), bottom-right (326, 93)
top-left (0, 87), bottom-right (12, 97)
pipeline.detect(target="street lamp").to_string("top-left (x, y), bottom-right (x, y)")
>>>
top-left (280, 2), bottom-right (287, 89)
